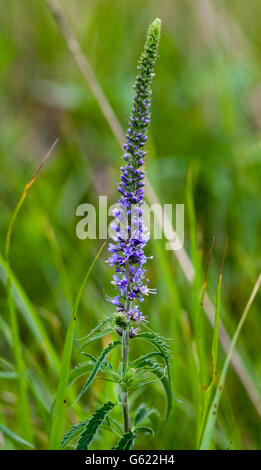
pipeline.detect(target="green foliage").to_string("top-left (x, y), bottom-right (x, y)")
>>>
top-left (199, 265), bottom-right (224, 445)
top-left (200, 275), bottom-right (261, 449)
top-left (112, 431), bottom-right (136, 450)
top-left (73, 340), bottom-right (121, 405)
top-left (69, 357), bottom-right (121, 387)
top-left (134, 358), bottom-right (172, 418)
top-left (61, 421), bottom-right (86, 449)
top-left (137, 330), bottom-right (171, 372)
top-left (0, 0), bottom-right (261, 451)
top-left (134, 403), bottom-right (157, 427)
top-left (0, 253), bottom-right (59, 373)
top-left (135, 426), bottom-right (154, 436)
top-left (0, 371), bottom-right (18, 379)
top-left (68, 361), bottom-right (94, 386)
top-left (76, 401), bottom-right (116, 450)
top-left (133, 329), bottom-right (173, 417)
top-left (77, 317), bottom-right (113, 351)
top-left (0, 358), bottom-right (17, 379)
top-left (0, 424), bottom-right (34, 450)
top-left (49, 242), bottom-right (106, 449)
top-left (78, 328), bottom-right (112, 351)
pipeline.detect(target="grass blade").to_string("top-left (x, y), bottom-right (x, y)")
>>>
top-left (212, 242), bottom-right (227, 381)
top-left (200, 274), bottom-right (261, 449)
top-left (199, 243), bottom-right (226, 446)
top-left (0, 252), bottom-right (60, 373)
top-left (4, 139), bottom-right (58, 443)
top-left (0, 424), bottom-right (34, 450)
top-left (6, 282), bottom-right (33, 441)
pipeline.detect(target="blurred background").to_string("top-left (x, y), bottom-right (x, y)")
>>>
top-left (0, 0), bottom-right (260, 450)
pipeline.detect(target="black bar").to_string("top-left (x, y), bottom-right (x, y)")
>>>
top-left (0, 450), bottom-right (259, 467)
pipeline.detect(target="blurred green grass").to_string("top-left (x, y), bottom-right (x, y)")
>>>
top-left (0, 0), bottom-right (260, 450)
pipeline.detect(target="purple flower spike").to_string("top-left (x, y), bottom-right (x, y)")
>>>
top-left (106, 18), bottom-right (161, 334)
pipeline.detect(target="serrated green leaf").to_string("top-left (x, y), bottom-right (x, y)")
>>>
top-left (106, 416), bottom-right (123, 435)
top-left (61, 420), bottom-right (86, 448)
top-left (132, 351), bottom-right (166, 366)
top-left (68, 361), bottom-right (94, 386)
top-left (135, 329), bottom-right (173, 418)
top-left (73, 340), bottom-right (121, 405)
top-left (71, 351), bottom-right (120, 386)
top-left (76, 317), bottom-right (112, 344)
top-left (137, 330), bottom-right (171, 375)
top-left (76, 401), bottom-right (116, 450)
top-left (134, 403), bottom-right (157, 427)
top-left (81, 352), bottom-right (97, 362)
top-left (135, 359), bottom-right (172, 418)
top-left (112, 431), bottom-right (136, 450)
top-left (78, 328), bottom-right (112, 352)
top-left (135, 426), bottom-right (154, 435)
top-left (69, 359), bottom-right (120, 387)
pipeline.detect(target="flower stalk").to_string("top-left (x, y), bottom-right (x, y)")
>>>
top-left (61, 18), bottom-right (173, 451)
top-left (106, 18), bottom-right (161, 433)
top-left (122, 328), bottom-right (130, 432)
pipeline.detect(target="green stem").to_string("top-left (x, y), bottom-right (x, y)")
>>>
top-left (121, 259), bottom-right (131, 433)
top-left (122, 328), bottom-right (130, 432)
